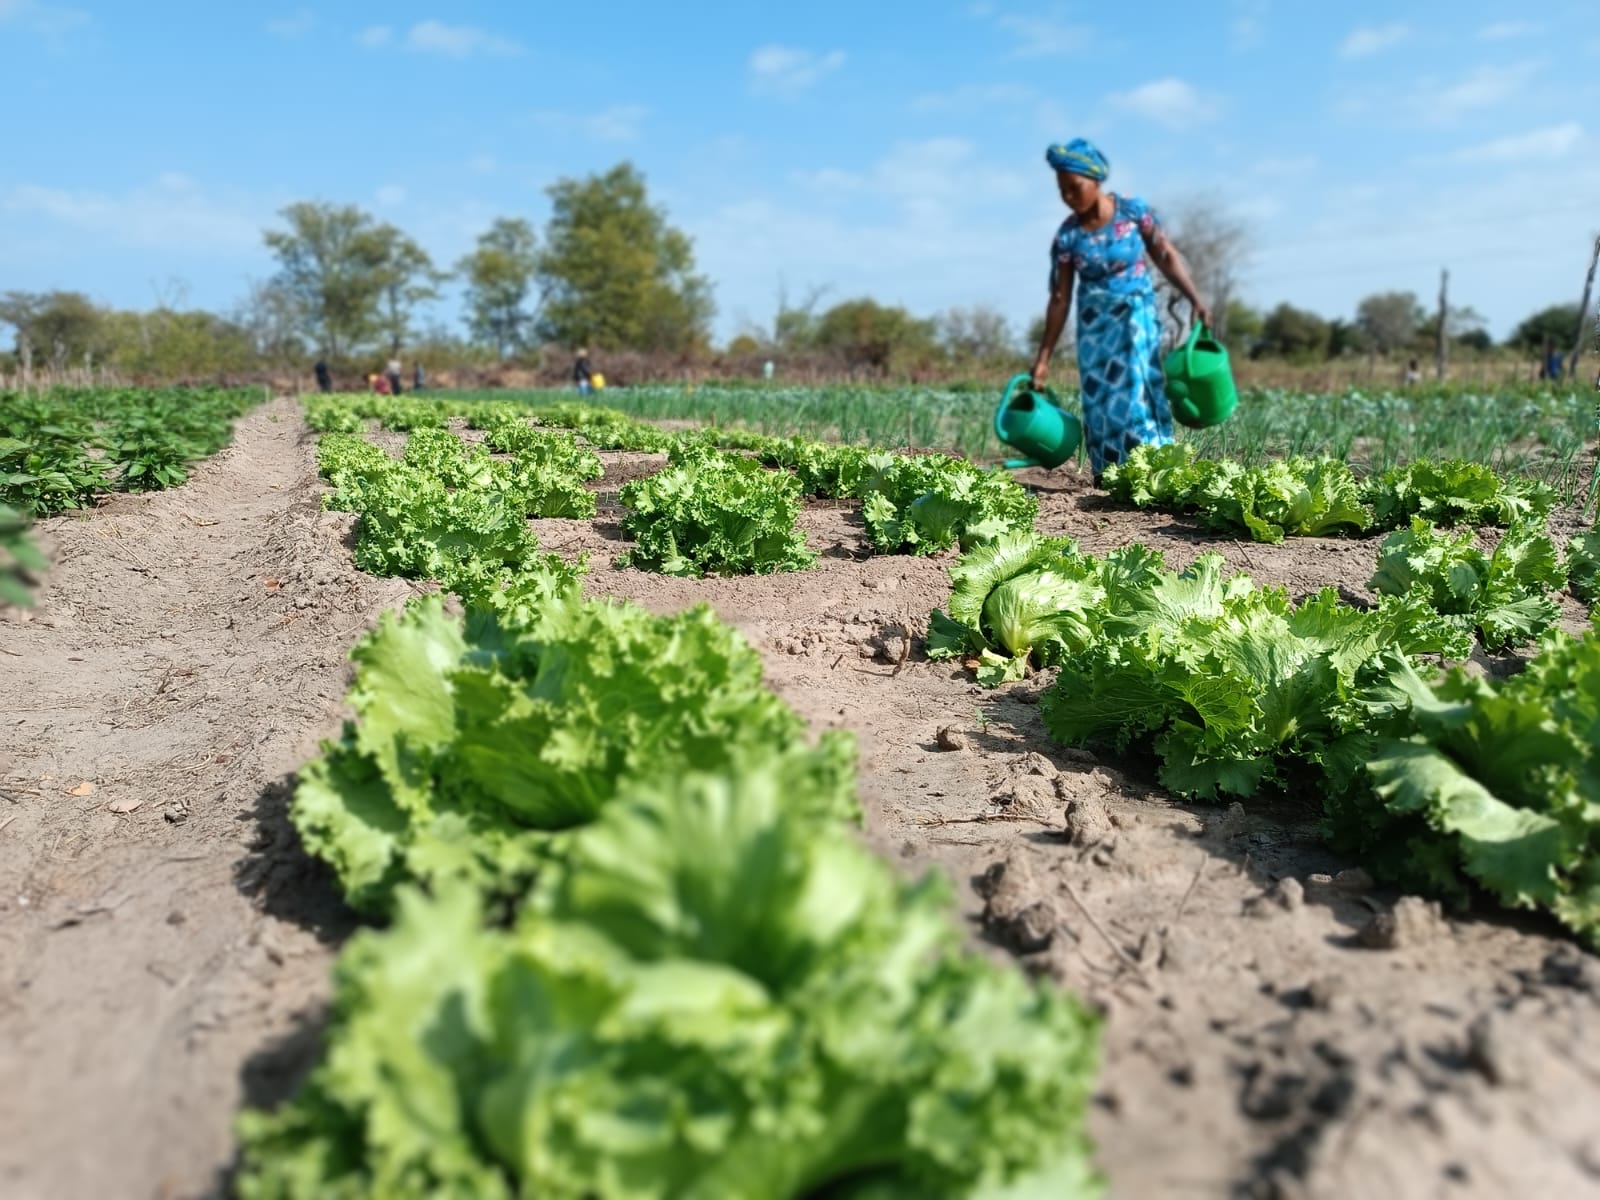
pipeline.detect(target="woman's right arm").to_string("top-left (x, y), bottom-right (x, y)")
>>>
top-left (1030, 264), bottom-right (1074, 387)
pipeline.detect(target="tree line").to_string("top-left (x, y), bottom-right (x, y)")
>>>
top-left (0, 160), bottom-right (1589, 382)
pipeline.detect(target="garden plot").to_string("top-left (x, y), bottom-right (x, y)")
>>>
top-left (0, 393), bottom-right (1596, 1199)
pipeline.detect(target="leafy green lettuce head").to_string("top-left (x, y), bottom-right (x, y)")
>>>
top-left (242, 758), bottom-right (1104, 1199)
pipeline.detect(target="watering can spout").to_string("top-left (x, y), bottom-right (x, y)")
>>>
top-left (993, 373), bottom-right (1081, 470)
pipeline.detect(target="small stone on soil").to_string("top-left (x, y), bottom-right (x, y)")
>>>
top-left (975, 854), bottom-right (1057, 955)
top-left (1246, 877), bottom-right (1304, 917)
top-left (1466, 1011), bottom-right (1530, 1088)
top-left (1359, 895), bottom-right (1446, 950)
top-left (934, 726), bottom-right (967, 751)
top-left (1013, 751), bottom-right (1058, 779)
top-left (1064, 795), bottom-right (1114, 846)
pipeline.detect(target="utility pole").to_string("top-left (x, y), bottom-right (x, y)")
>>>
top-left (1434, 268), bottom-right (1449, 382)
top-left (1568, 233), bottom-right (1600, 380)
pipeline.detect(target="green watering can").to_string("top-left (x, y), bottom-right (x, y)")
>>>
top-left (994, 373), bottom-right (1082, 469)
top-left (1164, 322), bottom-right (1237, 429)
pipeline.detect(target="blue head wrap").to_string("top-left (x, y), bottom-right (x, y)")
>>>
top-left (1046, 139), bottom-right (1109, 181)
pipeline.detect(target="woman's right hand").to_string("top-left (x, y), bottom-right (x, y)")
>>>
top-left (1029, 357), bottom-right (1050, 388)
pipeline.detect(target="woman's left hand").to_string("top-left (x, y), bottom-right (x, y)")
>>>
top-left (1191, 301), bottom-right (1212, 330)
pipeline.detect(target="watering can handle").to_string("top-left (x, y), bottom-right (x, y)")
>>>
top-left (995, 373), bottom-right (1032, 445)
top-left (995, 373), bottom-right (1064, 437)
top-left (1181, 320), bottom-right (1205, 380)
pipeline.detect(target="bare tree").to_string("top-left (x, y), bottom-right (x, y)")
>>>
top-left (772, 278), bottom-right (831, 350)
top-left (233, 279), bottom-right (305, 370)
top-left (1154, 194), bottom-right (1251, 345)
top-left (938, 304), bottom-right (1015, 361)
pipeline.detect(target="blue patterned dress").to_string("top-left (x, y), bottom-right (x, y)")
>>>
top-left (1049, 194), bottom-right (1174, 476)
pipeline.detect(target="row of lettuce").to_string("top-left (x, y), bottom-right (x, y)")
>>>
top-left (304, 390), bottom-right (1600, 950)
top-left (0, 386), bottom-right (265, 606)
top-left (928, 530), bottom-right (1600, 947)
top-left (308, 393), bottom-right (1037, 578)
top-left (236, 409), bottom-right (1106, 1195)
top-left (306, 393), bottom-right (1598, 640)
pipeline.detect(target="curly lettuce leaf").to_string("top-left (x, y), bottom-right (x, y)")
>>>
top-left (244, 763), bottom-right (1105, 1199)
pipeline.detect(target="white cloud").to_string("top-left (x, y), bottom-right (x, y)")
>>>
top-left (1105, 78), bottom-right (1221, 129)
top-left (375, 184), bottom-right (407, 207)
top-left (266, 8), bottom-right (315, 38)
top-left (996, 13), bottom-right (1093, 58)
top-left (1477, 21), bottom-right (1541, 41)
top-left (466, 154), bottom-right (498, 175)
top-left (910, 82), bottom-right (1033, 114)
top-left (1423, 61), bottom-right (1539, 122)
top-left (1250, 153), bottom-right (1318, 177)
top-left (1336, 61), bottom-right (1540, 126)
top-left (1444, 122), bottom-right (1583, 164)
top-left (0, 174), bottom-right (265, 254)
top-left (405, 19), bottom-right (522, 58)
top-left (357, 20), bottom-right (522, 58)
top-left (531, 104), bottom-right (648, 142)
top-left (790, 137), bottom-right (1031, 218)
top-left (1339, 23), bottom-right (1409, 57)
top-left (687, 142), bottom-right (1058, 345)
top-left (1231, 0), bottom-right (1269, 51)
top-left (0, 0), bottom-right (89, 36)
top-left (747, 44), bottom-right (845, 95)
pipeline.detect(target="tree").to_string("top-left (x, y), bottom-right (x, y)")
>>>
top-left (1158, 195), bottom-right (1251, 340)
top-left (233, 279), bottom-right (305, 368)
top-left (458, 217), bottom-right (540, 359)
top-left (1256, 302), bottom-right (1330, 359)
top-left (1415, 303), bottom-right (1488, 351)
top-left (99, 307), bottom-right (257, 381)
top-left (1507, 303), bottom-right (1582, 353)
top-left (1327, 318), bottom-right (1366, 358)
top-left (1024, 314), bottom-right (1071, 355)
top-left (0, 290), bottom-right (106, 369)
top-left (938, 305), bottom-right (1015, 361)
top-left (1222, 300), bottom-right (1263, 345)
top-left (262, 202), bottom-right (393, 360)
top-left (810, 298), bottom-right (938, 371)
top-left (372, 226), bottom-right (445, 355)
top-left (771, 280), bottom-right (830, 351)
top-left (1354, 290), bottom-right (1423, 354)
top-left (536, 163), bottom-right (714, 353)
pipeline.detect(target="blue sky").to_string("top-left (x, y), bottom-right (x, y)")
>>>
top-left (3, 1), bottom-right (1599, 348)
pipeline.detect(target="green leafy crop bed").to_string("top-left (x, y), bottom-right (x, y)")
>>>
top-left (228, 387), bottom-right (1600, 1196)
top-left (1, 386), bottom-right (263, 515)
top-left (234, 395), bottom-right (1109, 1198)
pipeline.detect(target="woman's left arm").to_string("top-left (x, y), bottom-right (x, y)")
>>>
top-left (1141, 223), bottom-right (1210, 329)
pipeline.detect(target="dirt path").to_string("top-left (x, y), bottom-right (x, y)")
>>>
top-left (0, 398), bottom-right (413, 1200)
top-left (2, 407), bottom-right (1597, 1199)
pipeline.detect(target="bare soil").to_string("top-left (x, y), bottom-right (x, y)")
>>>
top-left (3, 401), bottom-right (1598, 1200)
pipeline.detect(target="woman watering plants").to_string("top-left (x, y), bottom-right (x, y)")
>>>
top-left (1028, 139), bottom-right (1210, 482)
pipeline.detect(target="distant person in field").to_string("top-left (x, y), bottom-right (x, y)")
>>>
top-left (573, 347), bottom-right (594, 396)
top-left (1403, 358), bottom-right (1421, 385)
top-left (413, 361), bottom-right (425, 392)
top-left (371, 372), bottom-right (392, 395)
top-left (314, 358), bottom-right (332, 393)
top-left (386, 355), bottom-right (403, 396)
top-left (1027, 138), bottom-right (1209, 483)
top-left (1544, 348), bottom-right (1564, 380)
